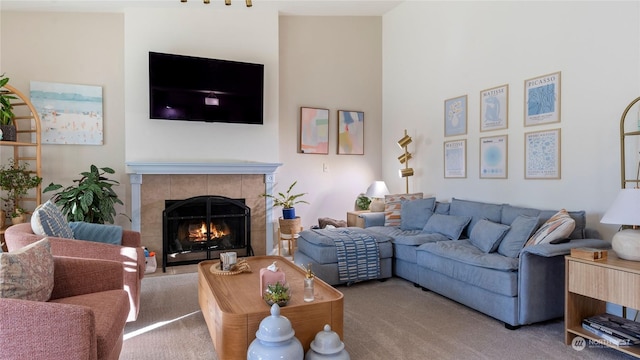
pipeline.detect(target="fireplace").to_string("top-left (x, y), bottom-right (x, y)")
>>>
top-left (162, 195), bottom-right (252, 271)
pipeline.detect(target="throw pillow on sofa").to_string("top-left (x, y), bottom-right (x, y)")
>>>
top-left (468, 219), bottom-right (510, 253)
top-left (497, 215), bottom-right (540, 258)
top-left (422, 213), bottom-right (471, 240)
top-left (31, 200), bottom-right (74, 239)
top-left (525, 209), bottom-right (575, 246)
top-left (384, 192), bottom-right (423, 227)
top-left (400, 197), bottom-right (436, 230)
top-left (0, 238), bottom-right (54, 301)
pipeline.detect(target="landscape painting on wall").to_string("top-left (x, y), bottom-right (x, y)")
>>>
top-left (30, 81), bottom-right (103, 145)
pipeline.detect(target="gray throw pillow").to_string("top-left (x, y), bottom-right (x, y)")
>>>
top-left (400, 197), bottom-right (436, 230)
top-left (422, 213), bottom-right (471, 240)
top-left (468, 219), bottom-right (510, 253)
top-left (497, 215), bottom-right (540, 258)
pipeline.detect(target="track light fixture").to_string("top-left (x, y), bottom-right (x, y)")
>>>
top-left (180, 0), bottom-right (252, 7)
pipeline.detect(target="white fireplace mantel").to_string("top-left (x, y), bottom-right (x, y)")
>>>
top-left (126, 161), bottom-right (282, 253)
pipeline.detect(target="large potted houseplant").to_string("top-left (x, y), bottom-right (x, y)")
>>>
top-left (0, 158), bottom-right (43, 224)
top-left (43, 164), bottom-right (125, 224)
top-left (261, 180), bottom-right (308, 220)
top-left (0, 74), bottom-right (17, 141)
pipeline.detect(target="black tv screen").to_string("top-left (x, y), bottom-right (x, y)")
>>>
top-left (149, 51), bottom-right (264, 125)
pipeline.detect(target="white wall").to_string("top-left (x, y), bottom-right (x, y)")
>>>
top-left (124, 8), bottom-right (280, 163)
top-left (382, 1), bottom-right (640, 240)
top-left (0, 12), bottom-right (129, 226)
top-left (278, 16), bottom-right (383, 229)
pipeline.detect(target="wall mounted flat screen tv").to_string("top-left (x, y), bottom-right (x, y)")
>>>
top-left (149, 51), bottom-right (264, 125)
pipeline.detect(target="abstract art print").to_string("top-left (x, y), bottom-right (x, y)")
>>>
top-left (444, 139), bottom-right (466, 178)
top-left (337, 110), bottom-right (364, 155)
top-left (444, 95), bottom-right (467, 137)
top-left (30, 81), bottom-right (103, 145)
top-left (525, 128), bottom-right (561, 179)
top-left (524, 71), bottom-right (561, 127)
top-left (480, 84), bottom-right (508, 132)
top-left (299, 107), bottom-right (329, 154)
top-left (480, 135), bottom-right (508, 179)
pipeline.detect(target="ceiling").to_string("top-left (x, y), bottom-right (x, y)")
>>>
top-left (0, 0), bottom-right (404, 16)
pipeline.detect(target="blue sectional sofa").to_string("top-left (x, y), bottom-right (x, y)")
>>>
top-left (297, 197), bottom-right (611, 329)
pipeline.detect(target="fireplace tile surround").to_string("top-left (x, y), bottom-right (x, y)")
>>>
top-left (127, 162), bottom-right (281, 268)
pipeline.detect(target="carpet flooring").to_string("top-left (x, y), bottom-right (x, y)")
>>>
top-left (121, 271), bottom-right (634, 359)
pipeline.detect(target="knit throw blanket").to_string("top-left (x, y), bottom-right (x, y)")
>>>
top-left (333, 229), bottom-right (380, 283)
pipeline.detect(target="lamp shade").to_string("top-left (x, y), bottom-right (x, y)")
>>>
top-left (601, 189), bottom-right (640, 226)
top-left (365, 181), bottom-right (390, 199)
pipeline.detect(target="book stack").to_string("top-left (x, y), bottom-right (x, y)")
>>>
top-left (582, 313), bottom-right (640, 346)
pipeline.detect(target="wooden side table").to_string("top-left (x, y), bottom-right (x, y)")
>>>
top-left (565, 253), bottom-right (640, 357)
top-left (346, 210), bottom-right (369, 228)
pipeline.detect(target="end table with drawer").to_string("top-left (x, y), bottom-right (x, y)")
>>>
top-left (565, 253), bottom-right (640, 358)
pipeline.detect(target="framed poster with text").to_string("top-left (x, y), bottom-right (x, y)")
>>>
top-left (524, 71), bottom-right (561, 127)
top-left (525, 128), bottom-right (561, 179)
top-left (444, 139), bottom-right (466, 178)
top-left (480, 84), bottom-right (508, 132)
top-left (480, 135), bottom-right (508, 179)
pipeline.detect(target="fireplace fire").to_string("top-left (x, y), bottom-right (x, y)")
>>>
top-left (162, 195), bottom-right (252, 271)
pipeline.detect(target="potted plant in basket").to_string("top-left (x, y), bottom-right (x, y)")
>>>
top-left (0, 158), bottom-right (43, 224)
top-left (43, 164), bottom-right (126, 224)
top-left (0, 74), bottom-right (17, 141)
top-left (261, 180), bottom-right (308, 220)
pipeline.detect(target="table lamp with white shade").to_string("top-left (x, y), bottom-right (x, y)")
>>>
top-left (600, 188), bottom-right (640, 261)
top-left (365, 181), bottom-right (390, 212)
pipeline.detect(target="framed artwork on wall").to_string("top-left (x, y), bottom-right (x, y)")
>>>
top-left (480, 135), bottom-right (508, 179)
top-left (337, 110), bottom-right (364, 155)
top-left (525, 128), bottom-right (561, 179)
top-left (444, 95), bottom-right (467, 137)
top-left (480, 84), bottom-right (508, 132)
top-left (524, 71), bottom-right (561, 127)
top-left (299, 107), bottom-right (329, 154)
top-left (444, 139), bottom-right (466, 178)
top-left (30, 81), bottom-right (104, 145)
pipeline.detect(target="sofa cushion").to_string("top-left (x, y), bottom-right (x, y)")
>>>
top-left (434, 201), bottom-right (450, 214)
top-left (501, 205), bottom-right (541, 225)
top-left (296, 228), bottom-right (394, 264)
top-left (31, 200), bottom-right (74, 239)
top-left (449, 198), bottom-right (503, 238)
top-left (418, 240), bottom-right (519, 271)
top-left (400, 197), bottom-right (436, 230)
top-left (416, 240), bottom-right (519, 297)
top-left (384, 192), bottom-right (423, 227)
top-left (526, 209), bottom-right (575, 246)
top-left (468, 219), bottom-right (510, 253)
top-left (50, 289), bottom-right (129, 360)
top-left (422, 213), bottom-right (471, 240)
top-left (497, 215), bottom-right (540, 258)
top-left (0, 238), bottom-right (54, 301)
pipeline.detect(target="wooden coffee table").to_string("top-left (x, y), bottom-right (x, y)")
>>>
top-left (198, 256), bottom-right (344, 360)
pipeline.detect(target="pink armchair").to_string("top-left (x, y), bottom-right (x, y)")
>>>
top-left (0, 256), bottom-right (130, 360)
top-left (4, 222), bottom-right (144, 321)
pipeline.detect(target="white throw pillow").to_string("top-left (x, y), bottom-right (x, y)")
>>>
top-left (525, 209), bottom-right (575, 246)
